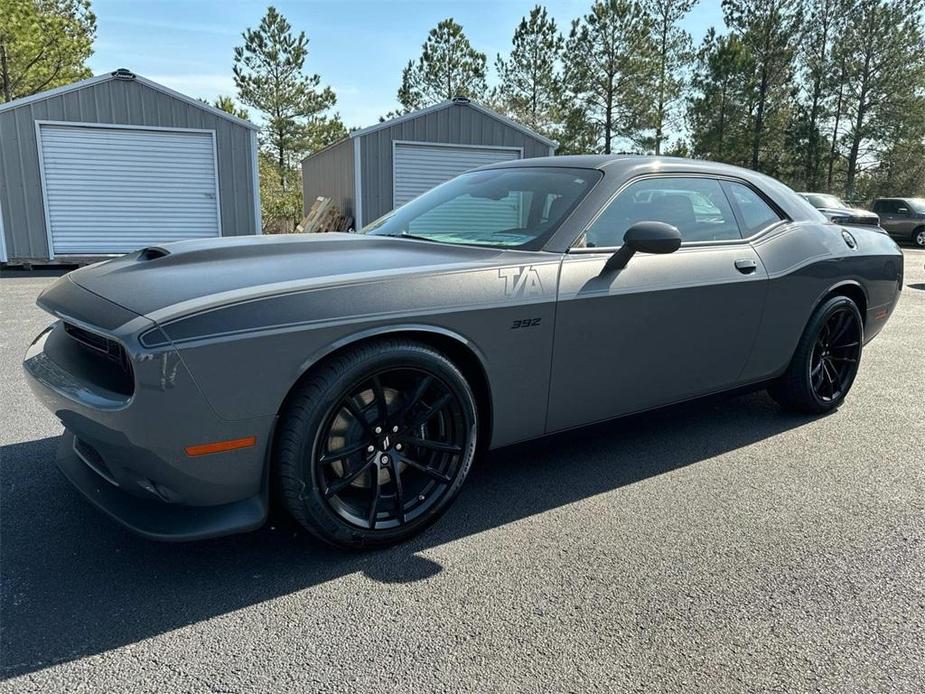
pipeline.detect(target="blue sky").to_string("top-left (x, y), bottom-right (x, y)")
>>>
top-left (88, 0), bottom-right (726, 129)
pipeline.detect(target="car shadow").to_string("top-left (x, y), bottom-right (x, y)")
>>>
top-left (1, 389), bottom-right (816, 679)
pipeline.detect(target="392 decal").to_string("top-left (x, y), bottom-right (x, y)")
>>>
top-left (510, 318), bottom-right (542, 329)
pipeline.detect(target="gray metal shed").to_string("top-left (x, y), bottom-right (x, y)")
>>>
top-left (301, 98), bottom-right (557, 229)
top-left (0, 69), bottom-right (261, 264)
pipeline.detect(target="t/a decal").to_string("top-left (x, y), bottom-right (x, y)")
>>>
top-left (498, 266), bottom-right (544, 298)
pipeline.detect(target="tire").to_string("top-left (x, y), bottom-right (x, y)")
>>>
top-left (768, 295), bottom-right (864, 414)
top-left (913, 227), bottom-right (925, 249)
top-left (274, 339), bottom-right (478, 549)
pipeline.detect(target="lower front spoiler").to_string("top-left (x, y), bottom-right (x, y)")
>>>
top-left (56, 430), bottom-right (268, 542)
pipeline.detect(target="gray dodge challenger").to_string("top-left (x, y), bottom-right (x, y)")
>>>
top-left (24, 156), bottom-right (904, 548)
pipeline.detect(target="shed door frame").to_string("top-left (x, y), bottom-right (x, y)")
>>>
top-left (0, 194), bottom-right (7, 262)
top-left (35, 120), bottom-right (222, 259)
top-left (390, 140), bottom-right (523, 210)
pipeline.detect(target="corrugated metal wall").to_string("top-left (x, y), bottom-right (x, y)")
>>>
top-left (0, 77), bottom-right (257, 261)
top-left (300, 138), bottom-right (355, 225)
top-left (359, 102), bottom-right (553, 224)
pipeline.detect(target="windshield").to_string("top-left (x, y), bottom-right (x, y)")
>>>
top-left (907, 198), bottom-right (925, 213)
top-left (363, 167), bottom-right (599, 250)
top-left (804, 193), bottom-right (846, 209)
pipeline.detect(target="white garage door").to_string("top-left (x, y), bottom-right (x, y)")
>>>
top-left (38, 124), bottom-right (221, 255)
top-left (393, 142), bottom-right (520, 207)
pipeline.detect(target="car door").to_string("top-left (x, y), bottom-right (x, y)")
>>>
top-left (546, 175), bottom-right (774, 432)
top-left (874, 200), bottom-right (907, 237)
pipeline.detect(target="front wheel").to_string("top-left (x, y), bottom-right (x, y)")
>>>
top-left (275, 340), bottom-right (478, 549)
top-left (768, 295), bottom-right (864, 414)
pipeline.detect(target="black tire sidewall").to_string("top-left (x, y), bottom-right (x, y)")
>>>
top-left (283, 342), bottom-right (477, 548)
top-left (799, 296), bottom-right (864, 411)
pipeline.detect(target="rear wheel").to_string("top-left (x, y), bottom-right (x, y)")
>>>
top-left (275, 340), bottom-right (477, 549)
top-left (913, 226), bottom-right (925, 248)
top-left (768, 295), bottom-right (863, 413)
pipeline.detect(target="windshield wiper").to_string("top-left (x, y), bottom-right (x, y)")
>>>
top-left (379, 232), bottom-right (443, 243)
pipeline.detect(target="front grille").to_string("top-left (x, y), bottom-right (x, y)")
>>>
top-left (59, 322), bottom-right (134, 396)
top-left (64, 322), bottom-right (132, 375)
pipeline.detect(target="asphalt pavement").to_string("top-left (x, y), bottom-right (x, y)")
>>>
top-left (1, 250), bottom-right (923, 693)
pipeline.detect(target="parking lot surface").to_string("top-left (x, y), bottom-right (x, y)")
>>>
top-left (1, 250), bottom-right (923, 693)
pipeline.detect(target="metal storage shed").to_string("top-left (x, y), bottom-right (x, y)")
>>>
top-left (0, 69), bottom-right (261, 265)
top-left (301, 98), bottom-right (557, 229)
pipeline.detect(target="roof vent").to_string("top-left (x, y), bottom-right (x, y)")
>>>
top-left (451, 95), bottom-right (470, 104)
top-left (111, 68), bottom-right (136, 80)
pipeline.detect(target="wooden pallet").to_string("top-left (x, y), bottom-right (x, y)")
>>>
top-left (297, 197), bottom-right (352, 233)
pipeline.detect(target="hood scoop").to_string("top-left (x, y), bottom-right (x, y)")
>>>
top-left (138, 246), bottom-right (171, 261)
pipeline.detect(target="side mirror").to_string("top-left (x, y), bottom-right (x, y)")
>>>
top-left (603, 221), bottom-right (682, 273)
top-left (897, 207), bottom-right (909, 215)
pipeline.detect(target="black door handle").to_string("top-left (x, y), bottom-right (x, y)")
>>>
top-left (735, 258), bottom-right (758, 274)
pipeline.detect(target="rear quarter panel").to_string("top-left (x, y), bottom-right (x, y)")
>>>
top-left (742, 222), bottom-right (903, 382)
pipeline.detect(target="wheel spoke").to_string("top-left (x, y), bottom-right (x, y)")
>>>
top-left (390, 458), bottom-right (406, 524)
top-left (821, 360), bottom-right (837, 397)
top-left (324, 459), bottom-right (373, 498)
top-left (828, 311), bottom-right (852, 345)
top-left (397, 375), bottom-right (433, 422)
top-left (399, 455), bottom-right (452, 484)
top-left (401, 437), bottom-right (462, 454)
top-left (830, 356), bottom-right (857, 363)
top-left (407, 392), bottom-right (452, 430)
top-left (342, 396), bottom-right (376, 440)
top-left (831, 341), bottom-right (859, 351)
top-left (319, 441), bottom-right (370, 465)
top-left (370, 375), bottom-right (389, 425)
top-left (367, 467), bottom-right (380, 529)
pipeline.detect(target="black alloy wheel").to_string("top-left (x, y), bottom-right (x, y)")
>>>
top-left (768, 295), bottom-right (864, 414)
top-left (315, 368), bottom-right (468, 531)
top-left (808, 306), bottom-right (862, 403)
top-left (275, 340), bottom-right (478, 548)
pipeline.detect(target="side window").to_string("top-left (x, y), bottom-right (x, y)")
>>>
top-left (585, 177), bottom-right (741, 247)
top-left (723, 181), bottom-right (782, 236)
top-left (873, 200), bottom-right (889, 214)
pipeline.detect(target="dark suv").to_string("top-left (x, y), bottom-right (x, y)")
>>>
top-left (871, 198), bottom-right (925, 247)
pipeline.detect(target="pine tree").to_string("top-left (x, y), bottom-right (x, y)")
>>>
top-left (233, 6), bottom-right (345, 177)
top-left (562, 0), bottom-right (656, 154)
top-left (687, 28), bottom-right (754, 165)
top-left (643, 0), bottom-right (695, 154)
top-left (397, 19), bottom-right (487, 110)
top-left (494, 6), bottom-right (563, 136)
top-left (0, 0), bottom-right (96, 102)
top-left (722, 0), bottom-right (800, 174)
top-left (840, 0), bottom-right (925, 198)
top-left (213, 95), bottom-right (250, 121)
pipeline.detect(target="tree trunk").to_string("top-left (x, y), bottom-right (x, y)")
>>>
top-left (752, 64), bottom-right (769, 170)
top-left (845, 51), bottom-right (872, 199)
top-left (0, 42), bottom-right (11, 103)
top-left (827, 62), bottom-right (845, 190)
top-left (654, 21), bottom-right (669, 156)
top-left (604, 81), bottom-right (614, 154)
top-left (845, 93), bottom-right (867, 199)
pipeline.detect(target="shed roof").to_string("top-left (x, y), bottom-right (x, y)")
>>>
top-left (0, 69), bottom-right (259, 131)
top-left (349, 99), bottom-right (559, 148)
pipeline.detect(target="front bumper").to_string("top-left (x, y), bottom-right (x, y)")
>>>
top-left (56, 430), bottom-right (267, 541)
top-left (24, 308), bottom-right (275, 541)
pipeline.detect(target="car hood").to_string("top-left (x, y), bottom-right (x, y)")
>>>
top-left (67, 233), bottom-right (507, 319)
top-left (818, 206), bottom-right (878, 218)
